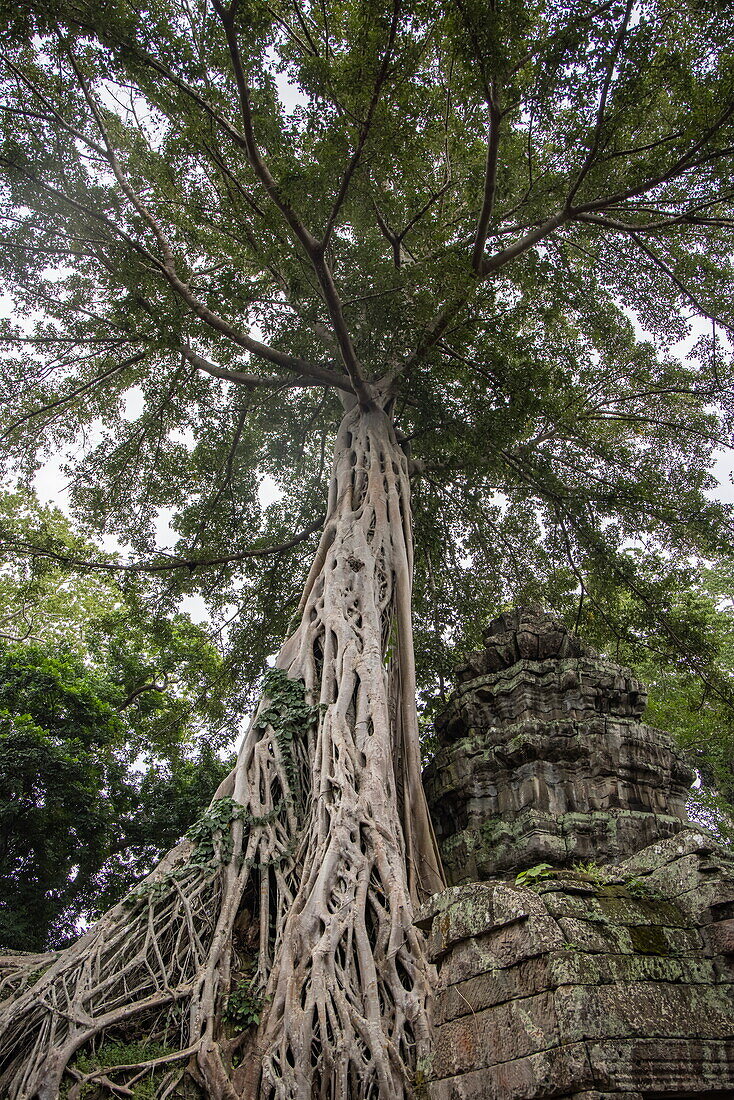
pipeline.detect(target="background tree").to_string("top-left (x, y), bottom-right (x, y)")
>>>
top-left (0, 0), bottom-right (733, 1097)
top-left (0, 642), bottom-right (132, 952)
top-left (0, 641), bottom-right (231, 952)
top-left (0, 488), bottom-right (240, 744)
top-left (571, 552), bottom-right (734, 835)
top-left (0, 490), bottom-right (235, 950)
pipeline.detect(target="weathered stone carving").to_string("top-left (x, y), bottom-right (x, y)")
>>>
top-left (424, 608), bottom-right (695, 884)
top-left (419, 609), bottom-right (734, 1099)
top-left (417, 831), bottom-right (734, 1100)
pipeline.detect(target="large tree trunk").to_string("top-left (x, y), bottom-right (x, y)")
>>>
top-left (0, 402), bottom-right (444, 1100)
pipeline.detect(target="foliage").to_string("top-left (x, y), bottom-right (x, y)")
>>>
top-left (685, 786), bottom-right (734, 846)
top-left (0, 641), bottom-right (126, 949)
top-left (0, 1), bottom-right (733, 1094)
top-left (570, 556), bottom-right (734, 811)
top-left (0, 637), bottom-right (233, 950)
top-left (0, 490), bottom-right (243, 949)
top-left (571, 860), bottom-right (612, 884)
top-left (185, 795), bottom-right (248, 866)
top-left (514, 862), bottom-right (555, 887)
top-left (0, 488), bottom-right (239, 757)
top-left (254, 668), bottom-right (321, 801)
top-left (0, 489), bottom-right (120, 652)
top-left (66, 1040), bottom-right (177, 1099)
top-left (624, 876), bottom-right (660, 900)
top-left (225, 978), bottom-right (264, 1029)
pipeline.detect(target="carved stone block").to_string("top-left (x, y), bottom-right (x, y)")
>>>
top-left (420, 842), bottom-right (734, 1099)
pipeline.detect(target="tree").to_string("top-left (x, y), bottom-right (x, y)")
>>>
top-left (573, 552), bottom-right (734, 829)
top-left (0, 490), bottom-right (122, 650)
top-left (0, 491), bottom-right (236, 951)
top-left (0, 488), bottom-right (239, 751)
top-left (0, 640), bottom-right (233, 952)
top-left (0, 642), bottom-right (131, 952)
top-left (0, 0), bottom-right (733, 1096)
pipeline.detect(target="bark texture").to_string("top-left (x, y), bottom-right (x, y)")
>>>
top-left (0, 402), bottom-right (444, 1100)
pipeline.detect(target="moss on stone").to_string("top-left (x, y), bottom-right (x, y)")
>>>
top-left (628, 924), bottom-right (672, 955)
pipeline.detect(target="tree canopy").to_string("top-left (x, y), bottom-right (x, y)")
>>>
top-left (1, 0), bottom-right (732, 679)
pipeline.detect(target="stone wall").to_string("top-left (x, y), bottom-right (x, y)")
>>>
top-left (419, 609), bottom-right (734, 1099)
top-left (417, 832), bottom-right (734, 1100)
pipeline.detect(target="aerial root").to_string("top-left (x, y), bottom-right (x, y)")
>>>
top-left (0, 698), bottom-right (301, 1098)
top-left (0, 403), bottom-right (443, 1100)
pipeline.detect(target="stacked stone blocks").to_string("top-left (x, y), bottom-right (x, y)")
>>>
top-left (420, 609), bottom-right (734, 1099)
top-left (424, 609), bottom-right (694, 884)
top-left (418, 833), bottom-right (734, 1099)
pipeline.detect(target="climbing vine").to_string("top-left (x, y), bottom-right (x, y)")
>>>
top-left (186, 796), bottom-right (250, 867)
top-left (253, 667), bottom-right (322, 806)
top-left (122, 674), bottom-right (321, 908)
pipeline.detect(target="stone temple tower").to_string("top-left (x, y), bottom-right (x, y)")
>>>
top-left (418, 609), bottom-right (734, 1100)
top-left (423, 607), bottom-right (694, 885)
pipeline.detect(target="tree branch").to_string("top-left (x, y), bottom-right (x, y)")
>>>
top-left (0, 518), bottom-right (325, 576)
top-left (3, 59), bottom-right (108, 159)
top-left (214, 5), bottom-right (319, 254)
top-left (116, 680), bottom-right (169, 711)
top-left (566, 0), bottom-right (634, 206)
top-left (570, 102), bottom-right (734, 219)
top-left (0, 352), bottom-right (148, 440)
top-left (321, 0), bottom-right (401, 246)
top-left (572, 215), bottom-right (734, 334)
top-left (471, 88), bottom-right (503, 272)
top-left (481, 210), bottom-right (568, 274)
top-left (214, 4), bottom-right (372, 403)
top-left (572, 199), bottom-right (734, 234)
top-left (181, 347), bottom-right (349, 391)
top-left (62, 43), bottom-right (348, 389)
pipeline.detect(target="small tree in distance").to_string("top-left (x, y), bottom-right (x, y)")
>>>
top-left (0, 0), bottom-right (733, 1095)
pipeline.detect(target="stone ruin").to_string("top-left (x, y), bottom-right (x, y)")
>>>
top-left (419, 609), bottom-right (734, 1100)
top-left (424, 608), bottom-right (694, 884)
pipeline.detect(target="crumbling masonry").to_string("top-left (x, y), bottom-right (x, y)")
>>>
top-left (420, 609), bottom-right (734, 1100)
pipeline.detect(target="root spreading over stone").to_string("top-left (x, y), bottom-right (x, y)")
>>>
top-left (0, 403), bottom-right (444, 1100)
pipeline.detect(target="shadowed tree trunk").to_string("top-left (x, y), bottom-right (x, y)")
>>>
top-left (0, 400), bottom-right (444, 1100)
